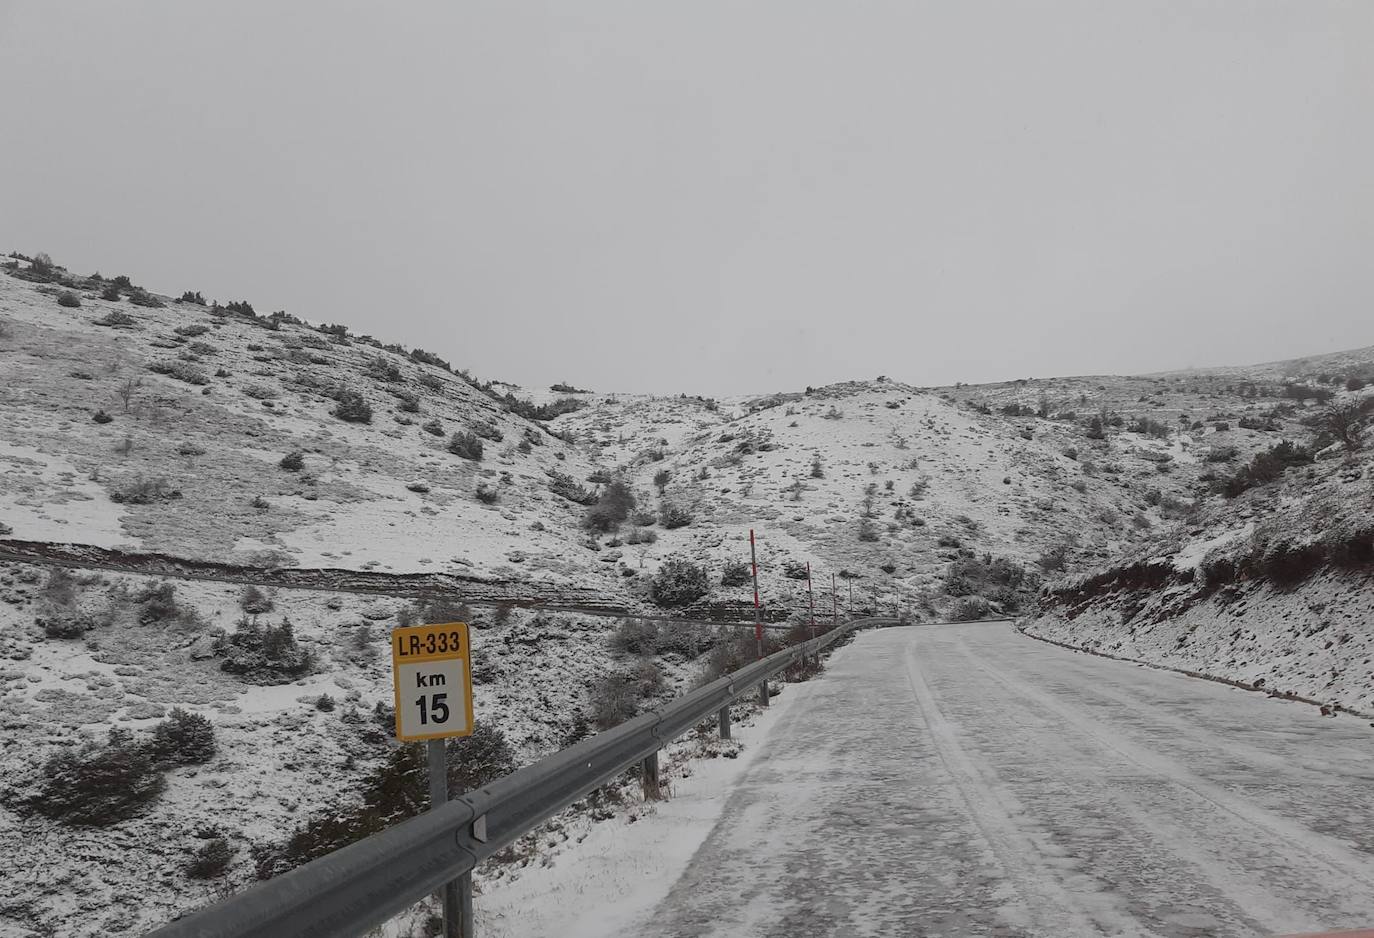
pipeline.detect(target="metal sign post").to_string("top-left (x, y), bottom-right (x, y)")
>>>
top-left (392, 622), bottom-right (475, 938)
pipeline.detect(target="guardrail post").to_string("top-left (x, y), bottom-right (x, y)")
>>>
top-left (642, 750), bottom-right (662, 801)
top-left (758, 679), bottom-right (769, 707)
top-left (458, 872), bottom-right (474, 938)
top-left (718, 704), bottom-right (731, 739)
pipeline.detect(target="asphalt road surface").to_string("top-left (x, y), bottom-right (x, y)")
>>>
top-left (614, 623), bottom-right (1374, 938)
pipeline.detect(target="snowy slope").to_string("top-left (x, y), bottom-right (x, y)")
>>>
top-left (1026, 437), bottom-right (1374, 713)
top-left (0, 260), bottom-right (618, 590)
top-left (4, 249), bottom-right (1374, 937)
top-left (2, 257), bottom-right (1200, 618)
top-left (0, 560), bottom-right (717, 937)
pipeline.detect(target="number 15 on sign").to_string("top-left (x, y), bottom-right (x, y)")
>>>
top-left (392, 622), bottom-right (474, 741)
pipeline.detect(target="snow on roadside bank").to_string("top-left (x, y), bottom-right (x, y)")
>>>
top-left (1024, 571), bottom-right (1374, 715)
top-left (474, 682), bottom-right (808, 938)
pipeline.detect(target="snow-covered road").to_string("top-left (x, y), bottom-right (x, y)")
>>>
top-left (612, 623), bottom-right (1374, 938)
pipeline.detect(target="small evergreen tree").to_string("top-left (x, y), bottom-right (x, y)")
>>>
top-left (332, 391), bottom-right (373, 423)
top-left (659, 501), bottom-right (693, 529)
top-left (448, 431), bottom-right (483, 461)
top-left (149, 708), bottom-right (217, 766)
top-left (32, 730), bottom-right (165, 826)
top-left (650, 558), bottom-right (710, 607)
top-left (187, 837), bottom-right (235, 878)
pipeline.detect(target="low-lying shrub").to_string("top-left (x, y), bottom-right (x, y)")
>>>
top-left (589, 662), bottom-right (664, 730)
top-left (720, 561), bottom-right (750, 587)
top-left (472, 420), bottom-right (504, 442)
top-left (149, 708), bottom-right (217, 766)
top-left (127, 290), bottom-right (165, 308)
top-left (132, 581), bottom-right (183, 624)
top-left (650, 557), bottom-right (709, 607)
top-left (583, 480), bottom-right (635, 534)
top-left (448, 431), bottom-right (483, 461)
top-left (949, 596), bottom-right (996, 621)
top-left (944, 554), bottom-right (1033, 613)
top-left (1218, 440), bottom-right (1312, 498)
top-left (696, 630), bottom-right (787, 685)
top-left (187, 837), bottom-right (235, 878)
top-left (253, 726), bottom-right (516, 880)
top-left (215, 616), bottom-right (314, 684)
top-left (148, 359), bottom-right (210, 385)
top-left (548, 471), bottom-right (596, 505)
top-left (659, 501), bottom-right (693, 529)
top-left (366, 356), bottom-right (402, 383)
top-left (26, 729), bottom-right (165, 827)
top-left (110, 476), bottom-right (182, 505)
top-left (332, 391), bottom-right (373, 424)
top-left (94, 310), bottom-right (137, 328)
top-left (240, 585), bottom-right (274, 614)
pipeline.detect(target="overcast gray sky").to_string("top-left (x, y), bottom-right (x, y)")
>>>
top-left (2, 2), bottom-right (1371, 395)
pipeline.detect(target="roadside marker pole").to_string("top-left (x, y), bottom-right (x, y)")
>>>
top-left (750, 529), bottom-right (768, 707)
top-left (806, 562), bottom-right (815, 638)
top-left (831, 572), bottom-right (838, 630)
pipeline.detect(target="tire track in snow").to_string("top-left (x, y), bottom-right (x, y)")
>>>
top-left (924, 629), bottom-right (1305, 934)
top-left (955, 631), bottom-right (1374, 918)
top-left (903, 640), bottom-right (1148, 937)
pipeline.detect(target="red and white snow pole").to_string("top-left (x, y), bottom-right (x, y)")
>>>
top-left (831, 572), bottom-right (838, 630)
top-left (806, 562), bottom-right (816, 643)
top-left (750, 529), bottom-right (768, 707)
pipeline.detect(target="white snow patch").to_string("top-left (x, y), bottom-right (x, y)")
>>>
top-left (1173, 523), bottom-right (1253, 572)
top-left (476, 690), bottom-right (803, 938)
top-left (0, 439), bottom-right (129, 546)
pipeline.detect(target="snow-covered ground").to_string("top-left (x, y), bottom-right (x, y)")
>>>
top-left (0, 560), bottom-right (733, 937)
top-left (5, 255), bottom-right (1374, 937)
top-left (475, 690), bottom-right (799, 938)
top-left (1026, 570), bottom-right (1374, 716)
top-left (1029, 444), bottom-right (1374, 715)
top-left (0, 263), bottom-right (1219, 616)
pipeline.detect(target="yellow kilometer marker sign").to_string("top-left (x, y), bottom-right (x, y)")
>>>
top-left (391, 622), bottom-right (474, 741)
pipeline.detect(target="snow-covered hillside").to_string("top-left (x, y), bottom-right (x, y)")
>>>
top-left (1, 253), bottom-right (1200, 618)
top-left (0, 557), bottom-right (736, 936)
top-left (4, 249), bottom-right (1374, 937)
top-left (1026, 413), bottom-right (1374, 714)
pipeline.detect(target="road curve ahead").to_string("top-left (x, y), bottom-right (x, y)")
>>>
top-left (617, 623), bottom-right (1374, 938)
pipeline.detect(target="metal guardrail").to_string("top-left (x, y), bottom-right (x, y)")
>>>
top-left (145, 616), bottom-right (896, 938)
